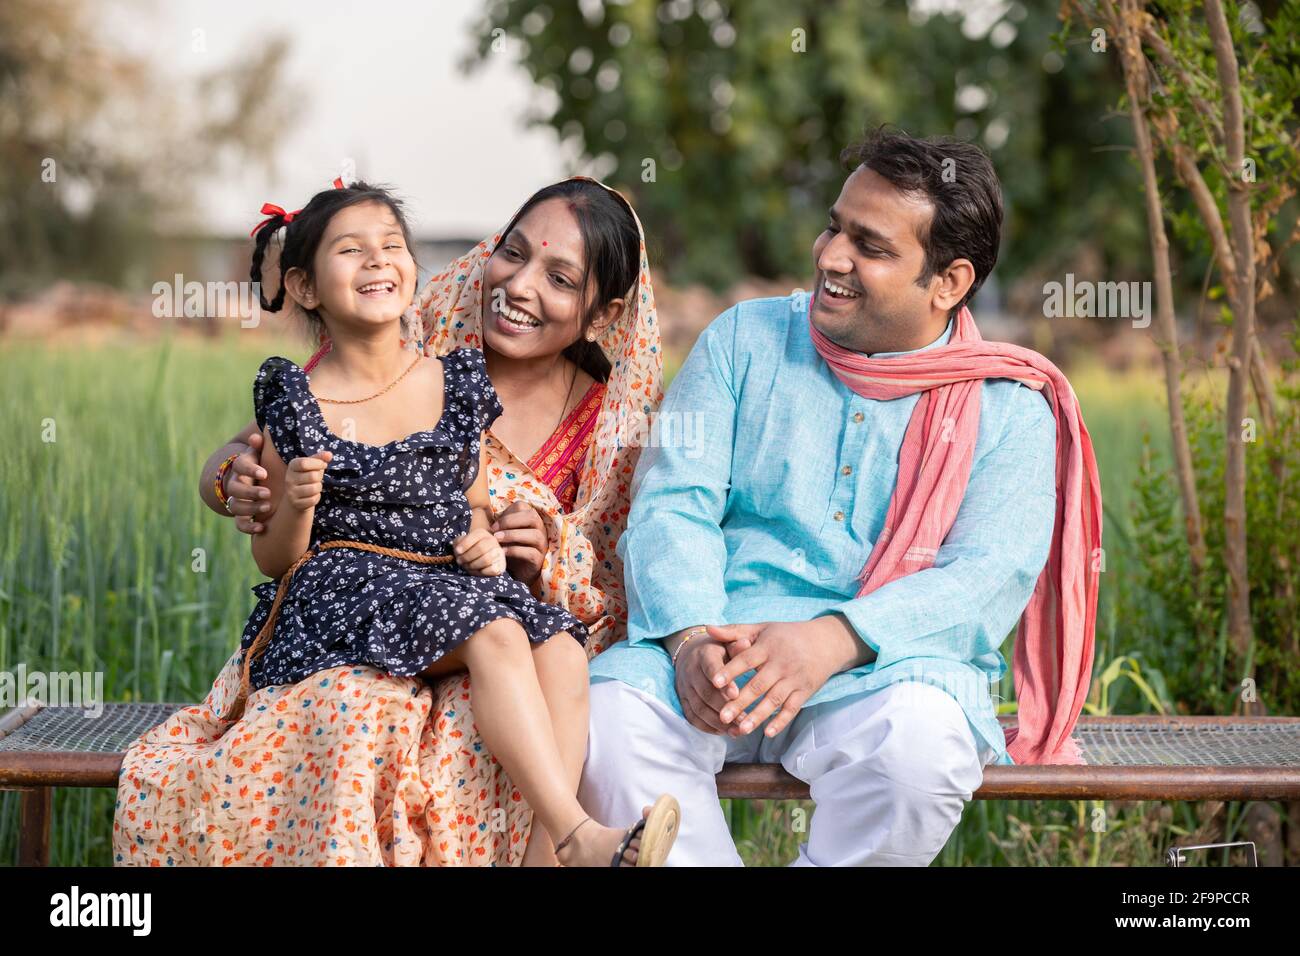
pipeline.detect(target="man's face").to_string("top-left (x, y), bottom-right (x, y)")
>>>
top-left (810, 165), bottom-right (952, 355)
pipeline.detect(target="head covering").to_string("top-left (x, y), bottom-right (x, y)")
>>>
top-left (809, 303), bottom-right (1102, 765)
top-left (304, 176), bottom-right (664, 653)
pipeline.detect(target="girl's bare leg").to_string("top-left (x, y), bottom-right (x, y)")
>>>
top-left (419, 617), bottom-right (648, 866)
top-left (519, 633), bottom-right (589, 867)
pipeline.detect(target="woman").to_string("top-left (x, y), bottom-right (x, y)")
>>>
top-left (112, 177), bottom-right (664, 866)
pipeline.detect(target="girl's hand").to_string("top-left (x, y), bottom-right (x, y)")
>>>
top-left (453, 528), bottom-right (507, 576)
top-left (226, 431), bottom-right (274, 534)
top-left (284, 450), bottom-right (333, 511)
top-left (490, 501), bottom-right (548, 587)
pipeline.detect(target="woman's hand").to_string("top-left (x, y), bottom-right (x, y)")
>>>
top-left (284, 450), bottom-right (332, 512)
top-left (453, 528), bottom-right (507, 576)
top-left (490, 501), bottom-right (548, 587)
top-left (224, 431), bottom-right (274, 534)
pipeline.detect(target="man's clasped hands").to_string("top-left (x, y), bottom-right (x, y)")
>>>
top-left (672, 616), bottom-right (875, 739)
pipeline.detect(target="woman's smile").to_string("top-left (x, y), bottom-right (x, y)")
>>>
top-left (492, 296), bottom-right (545, 334)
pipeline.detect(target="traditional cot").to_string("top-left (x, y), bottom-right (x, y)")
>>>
top-left (3, 700), bottom-right (1298, 866)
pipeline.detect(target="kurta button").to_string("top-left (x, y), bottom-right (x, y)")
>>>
top-left (852, 412), bottom-right (864, 423)
top-left (841, 465), bottom-right (852, 475)
top-left (833, 510), bottom-right (845, 521)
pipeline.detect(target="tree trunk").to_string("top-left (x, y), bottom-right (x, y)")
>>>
top-left (1159, 132), bottom-right (1278, 434)
top-left (1206, 0), bottom-right (1256, 666)
top-left (1112, 0), bottom-right (1207, 572)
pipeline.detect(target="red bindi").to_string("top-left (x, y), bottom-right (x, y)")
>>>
top-left (541, 240), bottom-right (548, 247)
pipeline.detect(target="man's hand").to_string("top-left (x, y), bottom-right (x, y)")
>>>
top-left (673, 629), bottom-right (752, 736)
top-left (706, 616), bottom-right (872, 738)
top-left (225, 431), bottom-right (274, 534)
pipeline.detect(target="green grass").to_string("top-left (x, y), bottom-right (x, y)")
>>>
top-left (0, 336), bottom-right (1195, 865)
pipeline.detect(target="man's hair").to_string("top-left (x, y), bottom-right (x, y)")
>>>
top-left (839, 125), bottom-right (1003, 317)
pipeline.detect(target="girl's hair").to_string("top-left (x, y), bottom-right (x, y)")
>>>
top-left (494, 179), bottom-right (640, 384)
top-left (250, 181), bottom-right (418, 341)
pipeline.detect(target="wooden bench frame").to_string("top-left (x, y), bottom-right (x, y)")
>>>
top-left (4, 708), bottom-right (1299, 866)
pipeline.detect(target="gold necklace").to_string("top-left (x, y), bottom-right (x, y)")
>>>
top-left (314, 352), bottom-right (423, 405)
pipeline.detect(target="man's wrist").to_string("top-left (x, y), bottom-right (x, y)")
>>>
top-left (812, 612), bottom-right (876, 672)
top-left (665, 625), bottom-right (709, 666)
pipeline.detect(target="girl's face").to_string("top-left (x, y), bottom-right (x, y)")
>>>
top-left (288, 200), bottom-right (417, 334)
top-left (483, 198), bottom-right (611, 360)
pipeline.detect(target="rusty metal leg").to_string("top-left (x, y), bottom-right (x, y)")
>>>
top-left (18, 787), bottom-right (51, 866)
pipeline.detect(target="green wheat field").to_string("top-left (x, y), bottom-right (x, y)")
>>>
top-left (0, 332), bottom-right (1210, 865)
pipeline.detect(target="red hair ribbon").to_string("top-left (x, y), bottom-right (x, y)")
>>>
top-left (249, 177), bottom-right (347, 236)
top-left (249, 202), bottom-right (300, 237)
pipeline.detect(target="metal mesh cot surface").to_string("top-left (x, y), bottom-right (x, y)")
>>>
top-left (2, 705), bottom-right (1300, 803)
top-left (0, 703), bottom-right (188, 754)
top-left (1, 705), bottom-right (1299, 765)
top-left (1074, 719), bottom-right (1300, 767)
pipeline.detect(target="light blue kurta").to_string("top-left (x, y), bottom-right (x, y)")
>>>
top-left (589, 291), bottom-right (1057, 766)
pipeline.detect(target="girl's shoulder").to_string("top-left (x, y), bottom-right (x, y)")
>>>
top-left (440, 345), bottom-right (487, 375)
top-left (439, 346), bottom-right (502, 431)
top-left (253, 356), bottom-right (311, 457)
top-left (440, 346), bottom-right (493, 396)
top-left (253, 355), bottom-right (307, 405)
top-left (255, 354), bottom-right (308, 383)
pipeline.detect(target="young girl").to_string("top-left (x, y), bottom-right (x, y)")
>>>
top-left (234, 180), bottom-right (680, 867)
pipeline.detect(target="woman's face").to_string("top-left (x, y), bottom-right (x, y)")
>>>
top-left (482, 198), bottom-right (596, 360)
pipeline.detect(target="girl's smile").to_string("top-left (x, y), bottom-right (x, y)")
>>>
top-left (291, 201), bottom-right (418, 329)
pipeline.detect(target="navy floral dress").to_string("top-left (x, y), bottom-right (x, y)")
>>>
top-left (238, 346), bottom-right (589, 691)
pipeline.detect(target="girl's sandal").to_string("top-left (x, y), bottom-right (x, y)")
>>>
top-left (611, 793), bottom-right (681, 867)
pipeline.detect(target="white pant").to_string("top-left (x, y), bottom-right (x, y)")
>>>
top-left (578, 678), bottom-right (996, 866)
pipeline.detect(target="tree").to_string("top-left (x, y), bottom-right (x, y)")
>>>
top-left (464, 0), bottom-right (1140, 289)
top-left (0, 0), bottom-right (298, 293)
top-left (1063, 0), bottom-right (1300, 668)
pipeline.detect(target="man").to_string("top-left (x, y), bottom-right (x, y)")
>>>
top-left (579, 127), bottom-right (1089, 866)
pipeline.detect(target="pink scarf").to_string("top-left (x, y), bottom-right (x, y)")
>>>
top-left (808, 302), bottom-right (1102, 765)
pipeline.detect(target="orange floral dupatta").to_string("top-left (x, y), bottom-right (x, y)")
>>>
top-left (112, 178), bottom-right (663, 868)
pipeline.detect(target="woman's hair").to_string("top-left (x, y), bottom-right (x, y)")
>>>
top-left (250, 181), bottom-right (418, 341)
top-left (494, 179), bottom-right (640, 384)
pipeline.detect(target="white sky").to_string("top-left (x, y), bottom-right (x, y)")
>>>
top-left (127, 0), bottom-right (570, 238)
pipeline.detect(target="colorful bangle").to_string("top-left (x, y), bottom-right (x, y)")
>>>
top-left (214, 453), bottom-right (239, 511)
top-left (670, 625), bottom-right (710, 667)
